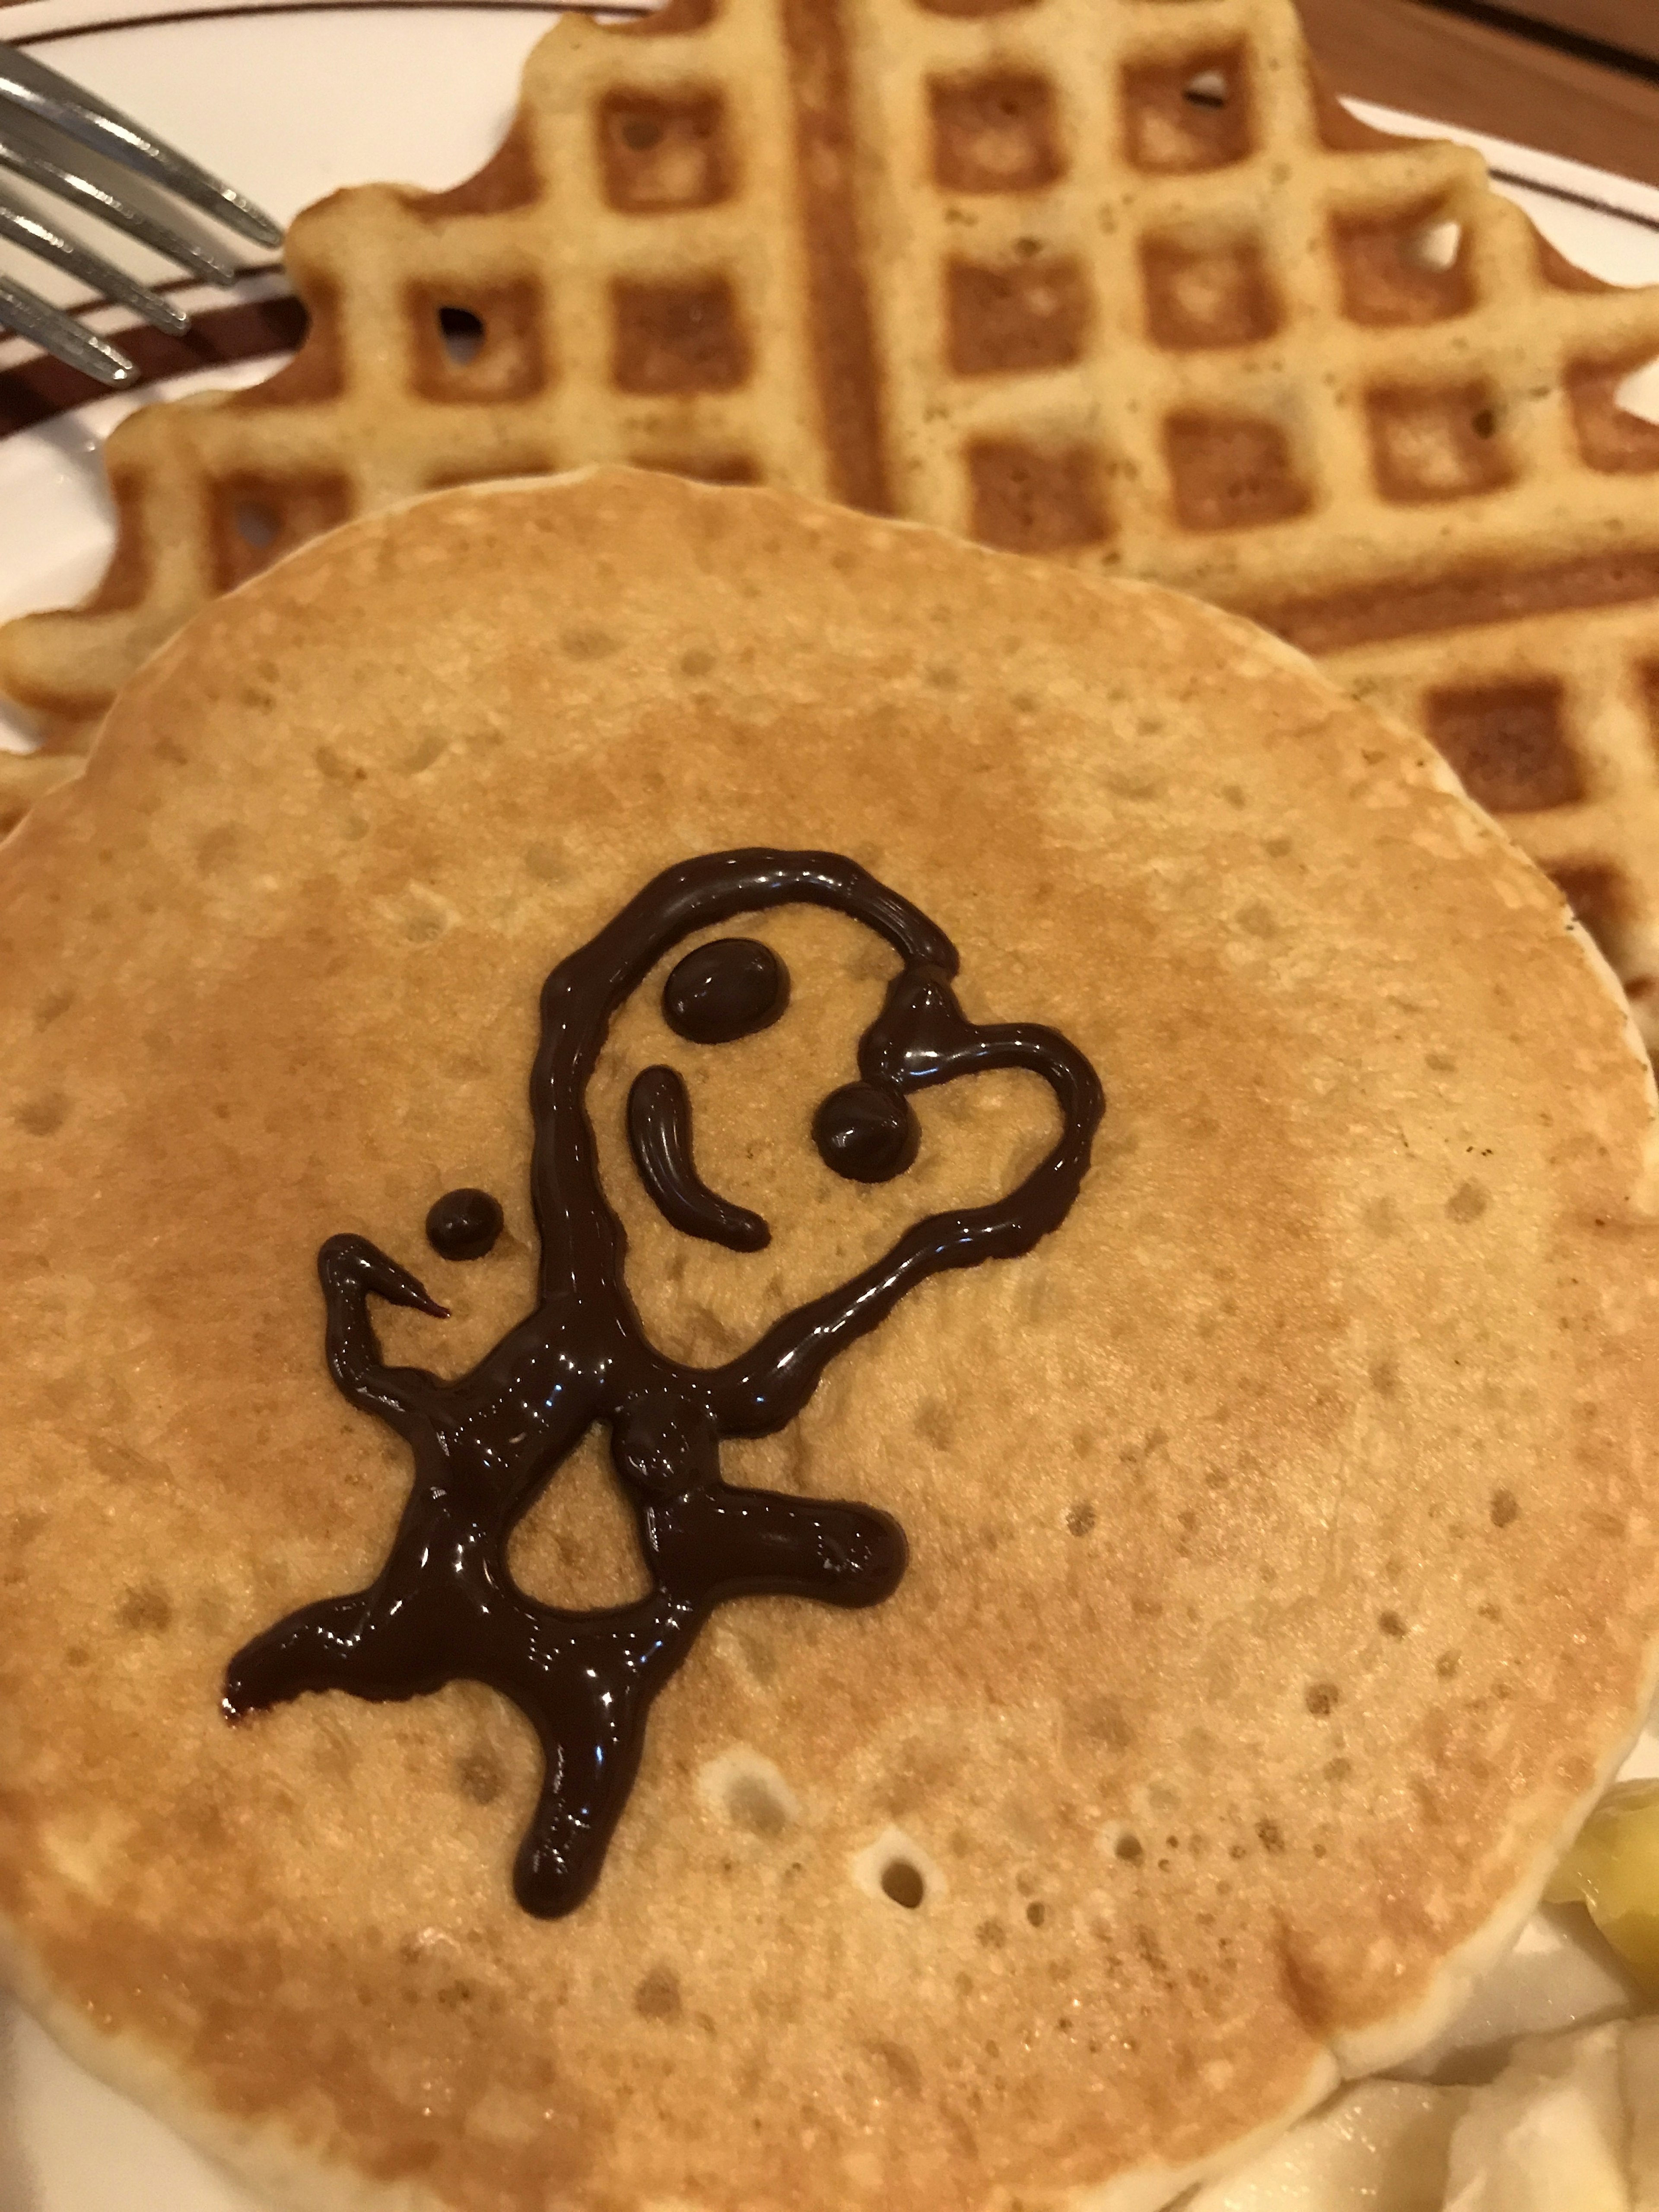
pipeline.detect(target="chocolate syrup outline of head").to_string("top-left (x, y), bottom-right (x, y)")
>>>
top-left (222, 850), bottom-right (1104, 1918)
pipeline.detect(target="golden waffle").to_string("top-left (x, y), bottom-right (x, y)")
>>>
top-left (4, 0), bottom-right (1659, 1044)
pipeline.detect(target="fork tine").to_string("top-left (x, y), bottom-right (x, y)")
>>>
top-left (0, 121), bottom-right (238, 286)
top-left (0, 268), bottom-right (137, 385)
top-left (0, 187), bottom-right (188, 334)
top-left (0, 40), bottom-right (282, 249)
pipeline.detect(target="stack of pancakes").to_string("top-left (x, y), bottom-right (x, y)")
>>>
top-left (0, 467), bottom-right (1656, 2210)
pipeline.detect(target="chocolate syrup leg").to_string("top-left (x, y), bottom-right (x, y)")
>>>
top-left (223, 1491), bottom-right (480, 1718)
top-left (490, 1598), bottom-right (700, 1917)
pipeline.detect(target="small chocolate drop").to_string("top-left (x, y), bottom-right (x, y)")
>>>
top-left (663, 937), bottom-right (788, 1045)
top-left (814, 1082), bottom-right (918, 1183)
top-left (426, 1187), bottom-right (505, 1261)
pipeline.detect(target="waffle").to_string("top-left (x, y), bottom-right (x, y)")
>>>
top-left (5, 0), bottom-right (1659, 1044)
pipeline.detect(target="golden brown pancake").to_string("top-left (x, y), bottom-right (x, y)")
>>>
top-left (0, 469), bottom-right (1657, 2212)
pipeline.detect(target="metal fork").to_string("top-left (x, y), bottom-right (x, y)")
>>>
top-left (0, 38), bottom-right (282, 388)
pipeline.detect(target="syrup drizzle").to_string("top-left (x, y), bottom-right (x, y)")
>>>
top-left (224, 851), bottom-right (1103, 1916)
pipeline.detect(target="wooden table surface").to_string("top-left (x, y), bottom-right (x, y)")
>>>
top-left (1300, 0), bottom-right (1659, 188)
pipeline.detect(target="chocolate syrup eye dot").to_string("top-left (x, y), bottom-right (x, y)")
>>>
top-left (426, 1187), bottom-right (505, 1261)
top-left (663, 937), bottom-right (788, 1045)
top-left (814, 1082), bottom-right (919, 1183)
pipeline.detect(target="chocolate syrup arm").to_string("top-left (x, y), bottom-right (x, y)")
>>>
top-left (318, 1233), bottom-right (449, 1445)
top-left (707, 1029), bottom-right (1103, 1435)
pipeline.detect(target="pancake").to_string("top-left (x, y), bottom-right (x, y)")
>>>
top-left (0, 467), bottom-right (1656, 2212)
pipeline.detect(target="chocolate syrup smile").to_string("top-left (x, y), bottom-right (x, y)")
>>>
top-left (224, 850), bottom-right (1103, 1917)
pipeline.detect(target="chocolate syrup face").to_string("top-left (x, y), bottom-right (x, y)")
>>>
top-left (225, 851), bottom-right (1104, 1917)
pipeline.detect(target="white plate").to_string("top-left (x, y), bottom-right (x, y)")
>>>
top-left (3, 12), bottom-right (1659, 2206)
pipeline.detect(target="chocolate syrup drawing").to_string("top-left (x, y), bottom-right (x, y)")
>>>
top-left (225, 851), bottom-right (1103, 1915)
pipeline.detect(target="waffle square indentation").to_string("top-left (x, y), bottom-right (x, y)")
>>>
top-left (1141, 232), bottom-right (1278, 350)
top-left (1165, 413), bottom-right (1307, 531)
top-left (617, 0), bottom-right (718, 33)
top-left (948, 257), bottom-right (1090, 375)
top-left (612, 277), bottom-right (750, 394)
top-left (1333, 205), bottom-right (1474, 327)
top-left (930, 73), bottom-right (1064, 194)
top-left (408, 283), bottom-right (548, 404)
top-left (1424, 681), bottom-right (1582, 812)
top-left (631, 451), bottom-right (760, 484)
top-left (1122, 46), bottom-right (1252, 175)
top-left (1366, 385), bottom-right (1512, 504)
top-left (968, 440), bottom-right (1109, 552)
top-left (1546, 864), bottom-right (1630, 969)
top-left (210, 474), bottom-right (354, 591)
top-left (599, 90), bottom-right (731, 212)
top-left (1567, 357), bottom-right (1659, 474)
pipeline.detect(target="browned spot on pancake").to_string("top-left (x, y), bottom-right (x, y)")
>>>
top-left (1568, 355), bottom-right (1659, 474)
top-left (1447, 1180), bottom-right (1490, 1224)
top-left (407, 283), bottom-right (548, 404)
top-left (561, 628), bottom-right (622, 661)
top-left (1365, 385), bottom-right (1511, 505)
top-left (12, 1091), bottom-right (68, 1137)
top-left (1437, 1652), bottom-right (1461, 1679)
top-left (1333, 202), bottom-right (1473, 327)
top-left (968, 440), bottom-right (1109, 553)
top-left (117, 1585), bottom-right (172, 1634)
top-left (930, 71), bottom-right (1063, 193)
top-left (1379, 1611), bottom-right (1408, 1637)
top-left (598, 89), bottom-right (730, 212)
top-left (1066, 1501), bottom-right (1096, 1537)
top-left (633, 1965), bottom-right (683, 2021)
top-left (456, 1751), bottom-right (504, 1805)
top-left (1141, 232), bottom-right (1279, 350)
top-left (947, 257), bottom-right (1090, 375)
top-left (1425, 681), bottom-right (1582, 814)
top-left (1304, 1682), bottom-right (1339, 1717)
top-left (208, 473), bottom-right (353, 592)
top-left (1491, 1489), bottom-right (1521, 1529)
top-left (1122, 46), bottom-right (1252, 174)
top-left (915, 1399), bottom-right (955, 1449)
top-left (976, 1916), bottom-right (1007, 1947)
top-left (1115, 1832), bottom-right (1144, 1864)
top-left (611, 277), bottom-right (750, 395)
top-left (870, 2039), bottom-right (923, 2094)
top-left (1026, 1901), bottom-right (1047, 1927)
top-left (1166, 414), bottom-right (1308, 532)
top-left (1256, 1820), bottom-right (1287, 1856)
